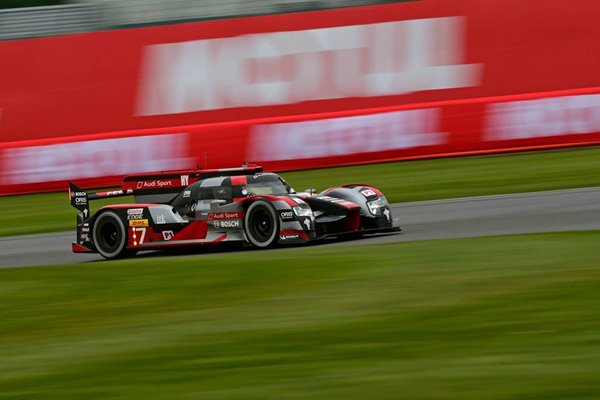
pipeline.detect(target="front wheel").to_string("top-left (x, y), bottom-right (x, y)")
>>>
top-left (92, 211), bottom-right (134, 259)
top-left (244, 200), bottom-right (279, 248)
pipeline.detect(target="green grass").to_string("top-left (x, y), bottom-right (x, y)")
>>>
top-left (282, 146), bottom-right (600, 202)
top-left (2, 146), bottom-right (600, 237)
top-left (0, 232), bottom-right (599, 399)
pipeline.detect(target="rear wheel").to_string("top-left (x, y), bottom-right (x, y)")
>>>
top-left (245, 201), bottom-right (279, 248)
top-left (93, 211), bottom-right (134, 259)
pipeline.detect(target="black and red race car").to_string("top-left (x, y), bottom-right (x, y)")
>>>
top-left (68, 165), bottom-right (400, 259)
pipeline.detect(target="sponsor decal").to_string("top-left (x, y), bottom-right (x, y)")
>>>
top-left (127, 209), bottom-right (144, 220)
top-left (208, 212), bottom-right (244, 220)
top-left (218, 220), bottom-right (240, 228)
top-left (280, 211), bottom-right (294, 221)
top-left (129, 219), bottom-right (149, 227)
top-left (181, 175), bottom-right (189, 186)
top-left (156, 214), bottom-right (166, 224)
top-left (137, 17), bottom-right (480, 115)
top-left (250, 108), bottom-right (447, 161)
top-left (2, 134), bottom-right (191, 185)
top-left (280, 234), bottom-right (299, 240)
top-left (183, 190), bottom-right (191, 198)
top-left (136, 179), bottom-right (174, 189)
top-left (302, 217), bottom-right (312, 230)
top-left (132, 227), bottom-right (147, 245)
top-left (383, 208), bottom-right (391, 221)
top-left (162, 230), bottom-right (175, 241)
top-left (214, 220), bottom-right (241, 229)
top-left (74, 196), bottom-right (87, 205)
top-left (360, 189), bottom-right (377, 198)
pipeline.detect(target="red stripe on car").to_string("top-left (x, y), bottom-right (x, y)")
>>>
top-left (231, 175), bottom-right (248, 186)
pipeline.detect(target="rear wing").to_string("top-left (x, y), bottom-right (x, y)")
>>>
top-left (68, 182), bottom-right (133, 218)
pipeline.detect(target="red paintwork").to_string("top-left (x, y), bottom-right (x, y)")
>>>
top-left (171, 220), bottom-right (208, 241)
top-left (211, 234), bottom-right (228, 244)
top-left (230, 175), bottom-right (248, 186)
top-left (345, 208), bottom-right (361, 232)
top-left (72, 243), bottom-right (93, 253)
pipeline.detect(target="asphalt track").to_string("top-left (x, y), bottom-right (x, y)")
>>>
top-left (1, 187), bottom-right (599, 268)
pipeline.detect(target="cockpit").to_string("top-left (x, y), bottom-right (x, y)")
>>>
top-left (170, 173), bottom-right (293, 214)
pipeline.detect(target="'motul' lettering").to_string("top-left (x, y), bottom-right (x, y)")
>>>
top-left (137, 17), bottom-right (481, 115)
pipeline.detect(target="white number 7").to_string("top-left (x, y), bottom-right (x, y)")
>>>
top-left (132, 227), bottom-right (147, 246)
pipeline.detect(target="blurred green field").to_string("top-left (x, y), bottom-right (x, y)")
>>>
top-left (0, 232), bottom-right (599, 399)
top-left (2, 146), bottom-right (600, 237)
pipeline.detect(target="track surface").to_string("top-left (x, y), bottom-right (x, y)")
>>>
top-left (1, 187), bottom-right (599, 268)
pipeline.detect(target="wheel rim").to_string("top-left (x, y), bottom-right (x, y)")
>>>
top-left (249, 206), bottom-right (275, 244)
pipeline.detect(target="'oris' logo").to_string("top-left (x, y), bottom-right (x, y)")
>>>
top-left (280, 211), bottom-right (294, 220)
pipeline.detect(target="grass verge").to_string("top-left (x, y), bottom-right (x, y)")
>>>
top-left (0, 232), bottom-right (599, 399)
top-left (2, 146), bottom-right (600, 236)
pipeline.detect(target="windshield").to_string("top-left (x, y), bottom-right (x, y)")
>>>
top-left (245, 180), bottom-right (290, 196)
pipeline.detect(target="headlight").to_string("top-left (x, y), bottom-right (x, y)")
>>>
top-left (367, 197), bottom-right (388, 216)
top-left (292, 204), bottom-right (312, 217)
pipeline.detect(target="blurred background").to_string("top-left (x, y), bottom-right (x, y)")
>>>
top-left (1, 0), bottom-right (600, 195)
top-left (0, 0), bottom-right (401, 38)
top-left (1, 1), bottom-right (600, 399)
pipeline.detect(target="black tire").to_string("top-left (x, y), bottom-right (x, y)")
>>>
top-left (244, 200), bottom-right (279, 248)
top-left (92, 211), bottom-right (132, 259)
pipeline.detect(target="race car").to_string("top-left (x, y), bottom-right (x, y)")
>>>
top-left (68, 164), bottom-right (400, 259)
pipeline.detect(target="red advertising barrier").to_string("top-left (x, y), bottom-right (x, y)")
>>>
top-left (1, 0), bottom-right (600, 142)
top-left (2, 87), bottom-right (600, 195)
